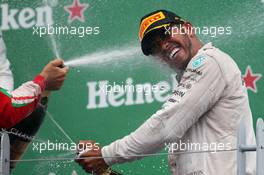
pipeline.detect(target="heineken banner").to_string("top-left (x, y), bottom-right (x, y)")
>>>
top-left (1, 0), bottom-right (263, 174)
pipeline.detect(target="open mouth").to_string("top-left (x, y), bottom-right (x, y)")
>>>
top-left (169, 47), bottom-right (180, 60)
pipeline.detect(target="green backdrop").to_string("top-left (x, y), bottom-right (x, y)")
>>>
top-left (1, 0), bottom-right (263, 174)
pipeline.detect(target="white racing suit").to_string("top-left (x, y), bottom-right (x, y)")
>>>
top-left (102, 43), bottom-right (256, 175)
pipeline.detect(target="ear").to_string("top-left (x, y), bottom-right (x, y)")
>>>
top-left (183, 22), bottom-right (195, 38)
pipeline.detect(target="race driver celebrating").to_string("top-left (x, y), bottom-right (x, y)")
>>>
top-left (76, 10), bottom-right (256, 175)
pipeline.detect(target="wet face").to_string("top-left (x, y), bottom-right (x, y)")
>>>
top-left (150, 25), bottom-right (194, 69)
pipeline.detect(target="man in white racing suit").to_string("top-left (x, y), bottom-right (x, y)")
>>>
top-left (76, 10), bottom-right (256, 175)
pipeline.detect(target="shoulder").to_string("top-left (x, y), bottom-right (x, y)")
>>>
top-left (199, 43), bottom-right (241, 82)
top-left (187, 51), bottom-right (222, 78)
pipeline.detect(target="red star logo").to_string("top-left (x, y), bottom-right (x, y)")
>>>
top-left (243, 66), bottom-right (261, 93)
top-left (64, 0), bottom-right (89, 23)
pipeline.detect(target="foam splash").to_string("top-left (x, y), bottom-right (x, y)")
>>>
top-left (47, 33), bottom-right (61, 58)
top-left (33, 152), bottom-right (76, 175)
top-left (42, 0), bottom-right (61, 58)
top-left (64, 46), bottom-right (141, 67)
